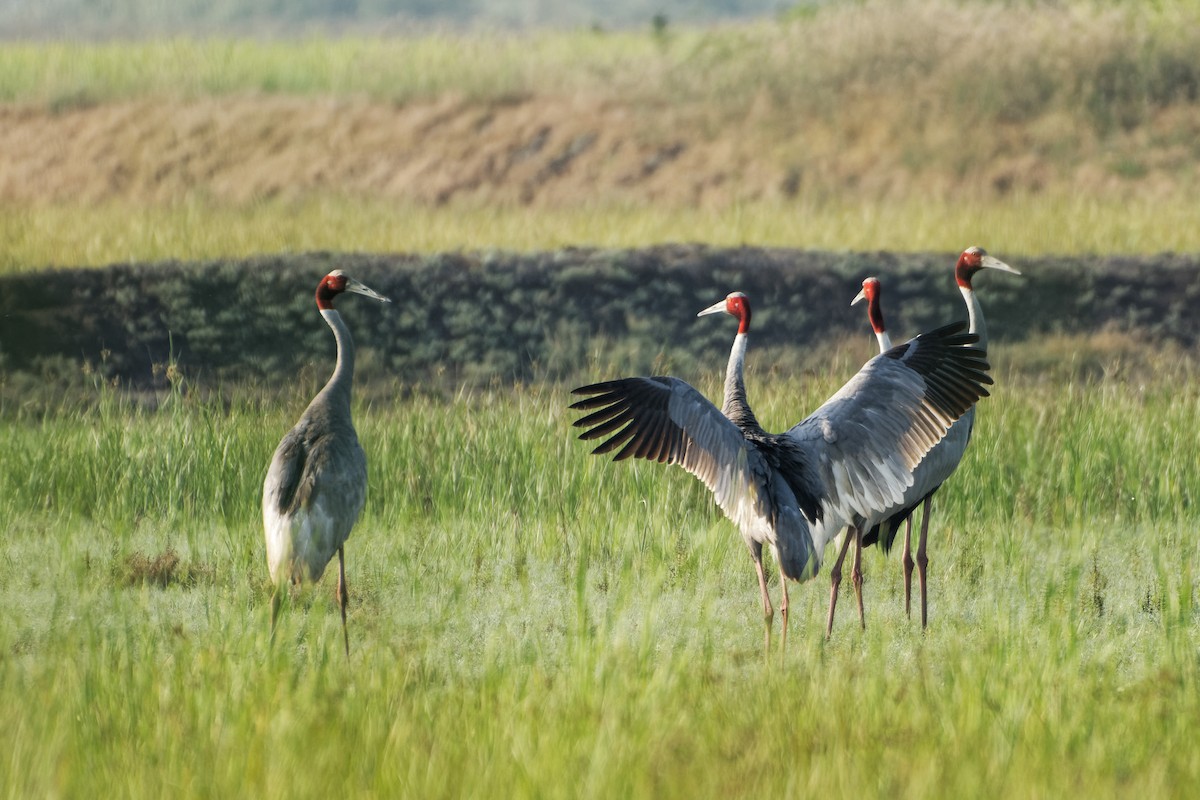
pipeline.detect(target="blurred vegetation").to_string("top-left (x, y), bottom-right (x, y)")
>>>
top-left (7, 194), bottom-right (1200, 273)
top-left (3, 2), bottom-right (1200, 204)
top-left (1, 246), bottom-right (1196, 407)
top-left (0, 0), bottom-right (783, 37)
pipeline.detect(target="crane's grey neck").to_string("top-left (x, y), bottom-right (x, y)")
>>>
top-left (317, 308), bottom-right (356, 410)
top-left (875, 330), bottom-right (893, 353)
top-left (722, 333), bottom-right (762, 432)
top-left (960, 285), bottom-right (988, 350)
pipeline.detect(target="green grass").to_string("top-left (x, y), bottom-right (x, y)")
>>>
top-left (2, 348), bottom-right (1198, 796)
top-left (0, 33), bottom-right (689, 107)
top-left (6, 190), bottom-right (1200, 273)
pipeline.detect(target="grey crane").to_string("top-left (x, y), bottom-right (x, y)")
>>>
top-left (262, 269), bottom-right (391, 656)
top-left (569, 291), bottom-right (993, 649)
top-left (846, 248), bottom-right (1020, 631)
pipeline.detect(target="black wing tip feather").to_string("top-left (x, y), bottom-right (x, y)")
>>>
top-left (882, 321), bottom-right (998, 422)
top-left (570, 376), bottom-right (682, 464)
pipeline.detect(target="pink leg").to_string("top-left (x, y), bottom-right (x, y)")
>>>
top-left (336, 546), bottom-right (350, 658)
top-left (751, 543), bottom-right (774, 655)
top-left (851, 525), bottom-right (866, 630)
top-left (917, 497), bottom-right (933, 629)
top-left (269, 587), bottom-right (281, 644)
top-left (901, 517), bottom-right (915, 619)
top-left (777, 560), bottom-right (790, 658)
top-left (825, 526), bottom-right (856, 639)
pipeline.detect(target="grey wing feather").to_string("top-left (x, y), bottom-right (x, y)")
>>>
top-left (787, 321), bottom-right (990, 548)
top-left (570, 377), bottom-right (775, 537)
top-left (265, 415), bottom-right (367, 541)
top-left (264, 424), bottom-right (311, 517)
top-left (863, 406), bottom-right (974, 551)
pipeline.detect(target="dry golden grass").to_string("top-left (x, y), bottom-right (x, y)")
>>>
top-left (1, 2), bottom-right (1199, 211)
top-left (2, 1), bottom-right (1200, 267)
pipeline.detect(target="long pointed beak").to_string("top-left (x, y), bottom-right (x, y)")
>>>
top-left (697, 299), bottom-right (727, 317)
top-left (346, 277), bottom-right (392, 303)
top-left (851, 288), bottom-right (867, 306)
top-left (981, 255), bottom-right (1021, 276)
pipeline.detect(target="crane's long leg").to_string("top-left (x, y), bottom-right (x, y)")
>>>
top-left (851, 524), bottom-right (866, 630)
top-left (825, 526), bottom-right (856, 639)
top-left (777, 559), bottom-right (790, 659)
top-left (751, 542), bottom-right (773, 657)
top-left (336, 546), bottom-right (350, 658)
top-left (269, 587), bottom-right (281, 645)
top-left (916, 497), bottom-right (933, 630)
top-left (901, 516), bottom-right (915, 619)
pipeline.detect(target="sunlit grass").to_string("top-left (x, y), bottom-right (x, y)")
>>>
top-left (0, 33), bottom-right (685, 107)
top-left (1, 356), bottom-right (1198, 796)
top-left (4, 191), bottom-right (1200, 273)
top-left (4, 3), bottom-right (1200, 270)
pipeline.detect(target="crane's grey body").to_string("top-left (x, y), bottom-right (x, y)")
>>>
top-left (262, 272), bottom-right (390, 656)
top-left (571, 291), bottom-right (992, 649)
top-left (262, 310), bottom-right (367, 586)
top-left (634, 334), bottom-right (825, 585)
top-left (843, 252), bottom-right (1020, 630)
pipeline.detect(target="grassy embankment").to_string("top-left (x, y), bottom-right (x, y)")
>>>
top-left (2, 0), bottom-right (1200, 269)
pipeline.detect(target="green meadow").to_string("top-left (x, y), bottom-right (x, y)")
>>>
top-left (2, 351), bottom-right (1199, 797)
top-left (3, 1), bottom-right (1200, 795)
top-left (5, 193), bottom-right (1200, 274)
top-left (5, 0), bottom-right (1200, 269)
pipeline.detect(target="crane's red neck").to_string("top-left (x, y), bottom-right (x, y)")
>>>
top-left (955, 247), bottom-right (985, 290)
top-left (727, 292), bottom-right (751, 335)
top-left (316, 271), bottom-right (349, 310)
top-left (862, 279), bottom-right (886, 334)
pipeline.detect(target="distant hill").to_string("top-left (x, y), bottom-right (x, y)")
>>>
top-left (0, 0), bottom-right (798, 38)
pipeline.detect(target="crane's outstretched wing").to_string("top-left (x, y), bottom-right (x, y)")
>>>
top-left (570, 377), bottom-right (780, 534)
top-left (787, 321), bottom-right (990, 551)
top-left (570, 377), bottom-right (822, 580)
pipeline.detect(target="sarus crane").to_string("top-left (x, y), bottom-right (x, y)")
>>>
top-left (569, 291), bottom-right (992, 649)
top-left (849, 248), bottom-right (1020, 630)
top-left (262, 269), bottom-right (391, 656)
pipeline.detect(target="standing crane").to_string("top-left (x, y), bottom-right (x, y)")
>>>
top-left (849, 248), bottom-right (1020, 630)
top-left (569, 291), bottom-right (992, 649)
top-left (262, 269), bottom-right (391, 657)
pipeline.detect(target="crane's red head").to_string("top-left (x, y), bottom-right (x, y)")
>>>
top-left (851, 277), bottom-right (886, 334)
top-left (315, 269), bottom-right (392, 310)
top-left (955, 246), bottom-right (1021, 289)
top-left (698, 291), bottom-right (751, 334)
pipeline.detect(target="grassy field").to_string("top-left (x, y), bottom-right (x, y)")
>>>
top-left (4, 1), bottom-right (1200, 269)
top-left (2, 2), bottom-right (1199, 795)
top-left (2, 348), bottom-right (1198, 797)
top-left (5, 191), bottom-right (1200, 274)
